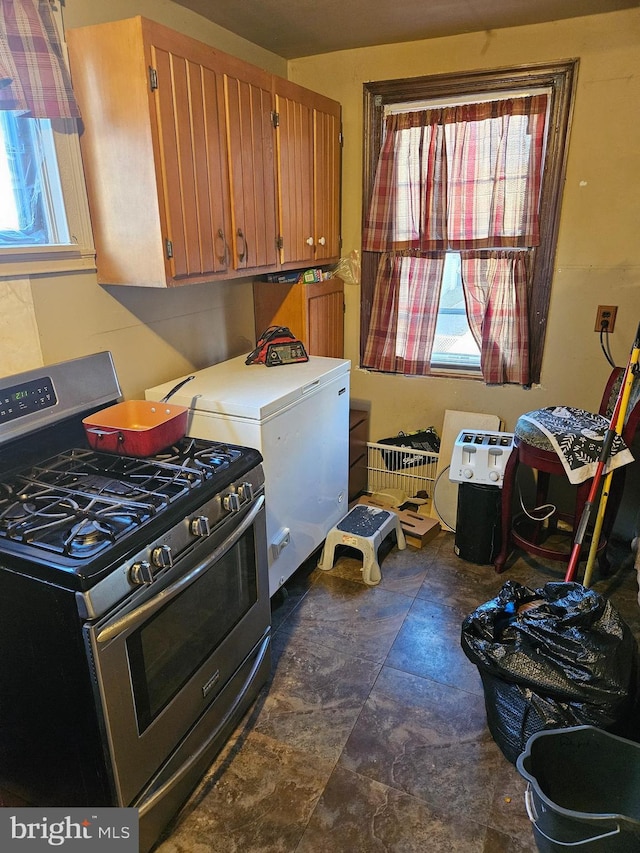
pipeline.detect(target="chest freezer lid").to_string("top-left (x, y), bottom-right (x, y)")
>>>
top-left (145, 354), bottom-right (350, 421)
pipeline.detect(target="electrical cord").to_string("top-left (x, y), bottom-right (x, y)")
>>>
top-left (432, 464), bottom-right (457, 532)
top-left (599, 325), bottom-right (617, 368)
top-left (518, 486), bottom-right (556, 522)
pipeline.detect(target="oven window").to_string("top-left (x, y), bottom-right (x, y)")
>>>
top-left (128, 526), bottom-right (257, 733)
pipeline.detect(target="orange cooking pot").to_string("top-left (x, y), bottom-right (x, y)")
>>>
top-left (82, 375), bottom-right (194, 457)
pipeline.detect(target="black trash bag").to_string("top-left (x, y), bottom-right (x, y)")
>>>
top-left (461, 580), bottom-right (640, 764)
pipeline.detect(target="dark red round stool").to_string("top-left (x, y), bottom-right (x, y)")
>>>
top-left (494, 367), bottom-right (640, 575)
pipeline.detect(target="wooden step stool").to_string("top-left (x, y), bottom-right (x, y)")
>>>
top-left (318, 504), bottom-right (406, 586)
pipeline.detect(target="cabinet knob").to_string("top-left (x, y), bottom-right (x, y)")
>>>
top-left (318, 236), bottom-right (326, 246)
top-left (306, 236), bottom-right (314, 246)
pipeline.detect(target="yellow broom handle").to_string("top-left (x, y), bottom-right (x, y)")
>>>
top-left (582, 346), bottom-right (639, 587)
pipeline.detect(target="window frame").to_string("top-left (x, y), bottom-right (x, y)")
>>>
top-left (361, 59), bottom-right (578, 384)
top-left (0, 1), bottom-right (95, 280)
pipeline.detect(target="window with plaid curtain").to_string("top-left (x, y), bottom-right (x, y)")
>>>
top-left (0, 0), bottom-right (82, 249)
top-left (0, 0), bottom-right (79, 118)
top-left (362, 95), bottom-right (548, 385)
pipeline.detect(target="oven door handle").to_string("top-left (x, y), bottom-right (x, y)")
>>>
top-left (95, 495), bottom-right (265, 645)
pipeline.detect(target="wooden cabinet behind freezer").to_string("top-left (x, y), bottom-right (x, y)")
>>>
top-left (253, 277), bottom-right (344, 358)
top-left (67, 16), bottom-right (340, 288)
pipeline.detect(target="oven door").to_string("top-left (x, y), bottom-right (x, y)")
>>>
top-left (85, 493), bottom-right (269, 807)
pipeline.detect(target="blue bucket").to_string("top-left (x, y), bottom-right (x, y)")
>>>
top-left (517, 726), bottom-right (640, 852)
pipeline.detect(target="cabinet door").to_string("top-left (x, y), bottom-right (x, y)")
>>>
top-left (224, 64), bottom-right (278, 271)
top-left (151, 45), bottom-right (232, 280)
top-left (314, 104), bottom-right (341, 263)
top-left (274, 90), bottom-right (314, 266)
top-left (273, 79), bottom-right (341, 268)
top-left (306, 278), bottom-right (344, 357)
top-left (253, 277), bottom-right (344, 357)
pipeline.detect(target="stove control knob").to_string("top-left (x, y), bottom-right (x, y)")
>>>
top-left (238, 482), bottom-right (254, 502)
top-left (129, 560), bottom-right (153, 586)
top-left (191, 515), bottom-right (211, 537)
top-left (151, 544), bottom-right (173, 569)
top-left (223, 492), bottom-right (241, 512)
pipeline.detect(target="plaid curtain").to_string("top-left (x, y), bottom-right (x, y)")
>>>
top-left (363, 112), bottom-right (448, 252)
top-left (461, 252), bottom-right (530, 384)
top-left (0, 0), bottom-right (80, 118)
top-left (362, 95), bottom-right (547, 385)
top-left (363, 252), bottom-right (445, 374)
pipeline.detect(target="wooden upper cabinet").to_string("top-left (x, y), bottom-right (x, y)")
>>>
top-left (273, 78), bottom-right (341, 269)
top-left (223, 60), bottom-right (278, 271)
top-left (67, 17), bottom-right (238, 286)
top-left (67, 16), bottom-right (340, 287)
top-left (151, 43), bottom-right (232, 280)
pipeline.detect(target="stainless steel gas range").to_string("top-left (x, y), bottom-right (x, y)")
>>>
top-left (0, 352), bottom-right (271, 851)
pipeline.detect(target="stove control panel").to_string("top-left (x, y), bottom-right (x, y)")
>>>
top-left (0, 376), bottom-right (57, 424)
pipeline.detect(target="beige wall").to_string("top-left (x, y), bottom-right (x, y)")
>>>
top-left (289, 9), bottom-right (640, 439)
top-left (0, 0), bottom-right (287, 397)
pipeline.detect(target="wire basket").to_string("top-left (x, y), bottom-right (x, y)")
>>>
top-left (366, 441), bottom-right (439, 498)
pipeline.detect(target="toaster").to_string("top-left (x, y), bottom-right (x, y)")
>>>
top-left (449, 430), bottom-right (515, 487)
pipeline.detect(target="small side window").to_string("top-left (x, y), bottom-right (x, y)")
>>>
top-left (0, 112), bottom-right (70, 246)
top-left (0, 1), bottom-right (94, 276)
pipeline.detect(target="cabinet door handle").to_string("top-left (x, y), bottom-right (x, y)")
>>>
top-left (216, 228), bottom-right (230, 266)
top-left (237, 228), bottom-right (247, 263)
top-left (306, 236), bottom-right (314, 246)
top-left (318, 236), bottom-right (326, 246)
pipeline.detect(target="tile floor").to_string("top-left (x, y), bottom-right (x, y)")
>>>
top-left (155, 530), bottom-right (640, 853)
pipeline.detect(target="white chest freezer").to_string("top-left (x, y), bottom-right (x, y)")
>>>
top-left (146, 355), bottom-right (351, 596)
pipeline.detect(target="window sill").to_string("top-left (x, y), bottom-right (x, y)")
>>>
top-left (430, 365), bottom-right (483, 380)
top-left (355, 364), bottom-right (483, 380)
top-left (0, 244), bottom-right (96, 279)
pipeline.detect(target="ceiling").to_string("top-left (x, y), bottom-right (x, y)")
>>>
top-left (173, 0), bottom-right (638, 59)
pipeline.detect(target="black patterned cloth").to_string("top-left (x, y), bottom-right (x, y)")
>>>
top-left (517, 406), bottom-right (633, 485)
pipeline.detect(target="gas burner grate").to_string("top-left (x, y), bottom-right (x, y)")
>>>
top-left (51, 448), bottom-right (209, 492)
top-left (0, 446), bottom-right (217, 559)
top-left (0, 486), bottom-right (153, 558)
top-left (0, 439), bottom-right (252, 563)
top-left (154, 439), bottom-right (242, 473)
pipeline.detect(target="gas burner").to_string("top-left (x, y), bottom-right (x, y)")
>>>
top-left (68, 518), bottom-right (114, 549)
top-left (65, 518), bottom-right (116, 551)
top-left (193, 444), bottom-right (242, 470)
